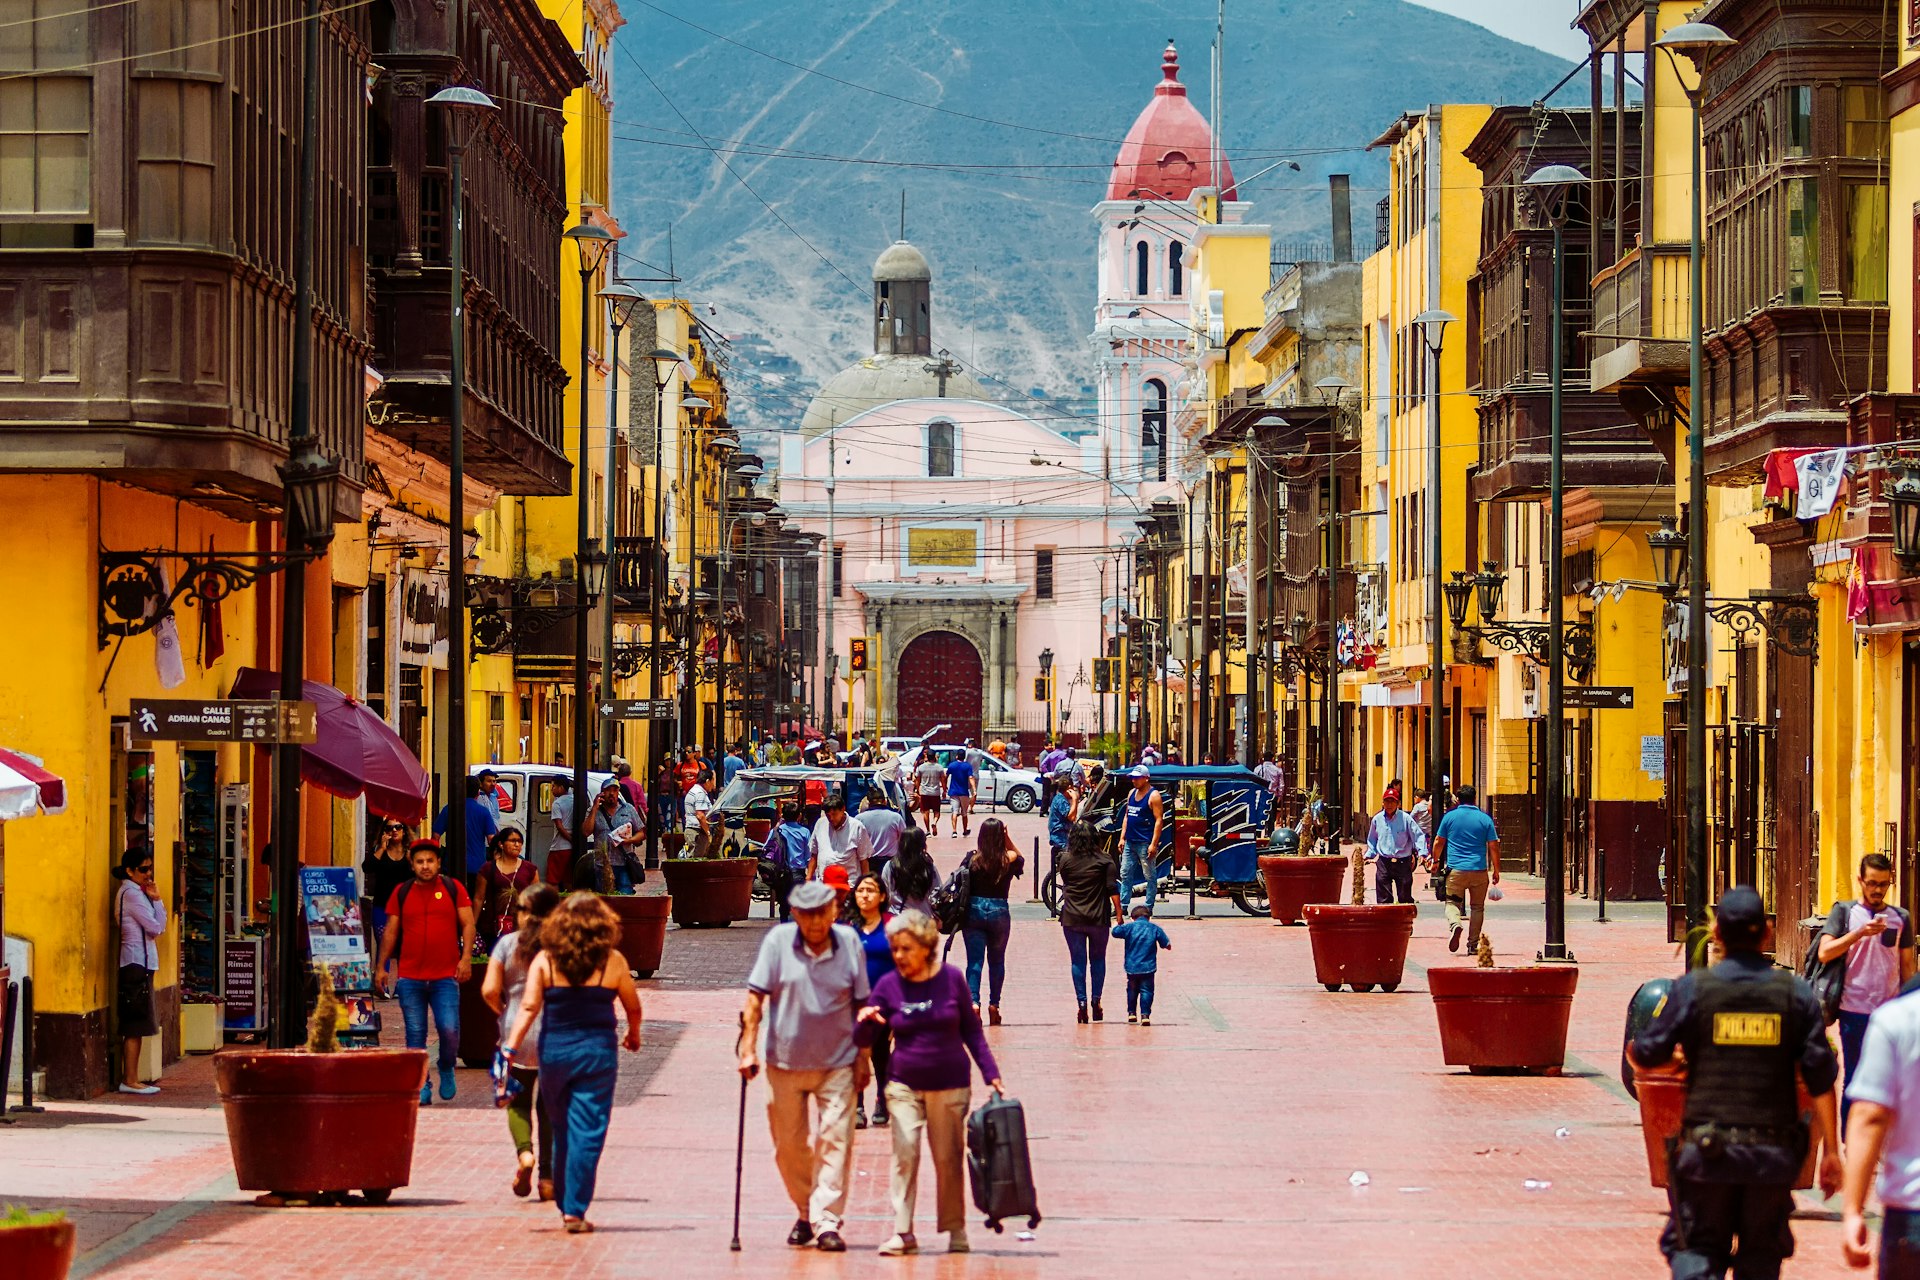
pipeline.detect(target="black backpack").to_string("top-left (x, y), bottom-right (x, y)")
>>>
top-left (927, 863), bottom-right (972, 936)
top-left (1801, 900), bottom-right (1852, 1024)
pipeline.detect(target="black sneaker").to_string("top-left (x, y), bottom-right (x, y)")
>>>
top-left (817, 1231), bottom-right (846, 1252)
top-left (1449, 924), bottom-right (1464, 953)
top-left (787, 1219), bottom-right (814, 1247)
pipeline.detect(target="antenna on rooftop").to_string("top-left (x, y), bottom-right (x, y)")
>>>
top-left (899, 189), bottom-right (907, 242)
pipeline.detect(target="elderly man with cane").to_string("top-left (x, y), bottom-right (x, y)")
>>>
top-left (739, 879), bottom-right (873, 1252)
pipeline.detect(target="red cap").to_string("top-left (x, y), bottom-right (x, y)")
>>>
top-left (821, 865), bottom-right (852, 890)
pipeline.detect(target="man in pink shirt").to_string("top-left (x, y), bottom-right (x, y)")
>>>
top-left (1816, 853), bottom-right (1916, 1125)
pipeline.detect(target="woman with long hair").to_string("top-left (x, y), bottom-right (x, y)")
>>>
top-left (362, 818), bottom-right (412, 989)
top-left (842, 872), bottom-right (895, 1128)
top-left (475, 827), bottom-right (538, 949)
top-left (502, 892), bottom-right (643, 1233)
top-left (112, 848), bottom-right (167, 1093)
top-left (482, 882), bottom-right (562, 1199)
top-left (882, 826), bottom-right (937, 916)
top-left (959, 819), bottom-right (1024, 1025)
top-left (1055, 820), bottom-right (1121, 1023)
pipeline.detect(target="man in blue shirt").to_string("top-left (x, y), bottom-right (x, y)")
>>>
top-left (432, 775), bottom-right (500, 880)
top-left (1364, 784), bottom-right (1427, 905)
top-left (1431, 783), bottom-right (1499, 953)
top-left (723, 743), bottom-right (748, 786)
top-left (945, 751), bottom-right (977, 839)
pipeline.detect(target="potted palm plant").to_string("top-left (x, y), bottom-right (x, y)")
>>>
top-left (1427, 935), bottom-right (1579, 1074)
top-left (1302, 845), bottom-right (1418, 992)
top-left (1256, 796), bottom-right (1347, 925)
top-left (0, 1207), bottom-right (74, 1280)
top-left (215, 968), bottom-right (428, 1204)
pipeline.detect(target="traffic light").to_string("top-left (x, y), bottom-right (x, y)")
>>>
top-left (848, 637), bottom-right (869, 672)
top-left (1094, 657), bottom-right (1119, 693)
top-left (1033, 676), bottom-right (1048, 702)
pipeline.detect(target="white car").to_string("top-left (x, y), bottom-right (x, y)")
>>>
top-left (469, 764), bottom-right (617, 845)
top-left (909, 744), bottom-right (1043, 814)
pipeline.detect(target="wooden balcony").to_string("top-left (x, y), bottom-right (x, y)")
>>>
top-left (0, 248), bottom-right (364, 520)
top-left (1702, 307), bottom-right (1887, 485)
top-left (611, 536), bottom-right (665, 616)
top-left (1588, 245), bottom-right (1691, 394)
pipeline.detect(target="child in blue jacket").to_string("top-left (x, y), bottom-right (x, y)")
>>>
top-left (1111, 904), bottom-right (1172, 1025)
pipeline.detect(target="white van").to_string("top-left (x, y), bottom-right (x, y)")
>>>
top-left (469, 764), bottom-right (617, 849)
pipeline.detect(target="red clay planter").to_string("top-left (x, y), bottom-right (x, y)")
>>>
top-left (457, 966), bottom-right (500, 1068)
top-left (1428, 965), bottom-right (1579, 1074)
top-left (660, 857), bottom-right (758, 927)
top-left (1631, 1059), bottom-right (1817, 1189)
top-left (0, 1218), bottom-right (76, 1280)
top-left (215, 1048), bottom-right (429, 1200)
top-left (606, 892), bottom-right (671, 976)
top-left (1258, 854), bottom-right (1346, 925)
top-left (1303, 903), bottom-right (1418, 991)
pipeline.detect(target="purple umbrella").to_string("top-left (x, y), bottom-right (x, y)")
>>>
top-left (232, 668), bottom-right (431, 824)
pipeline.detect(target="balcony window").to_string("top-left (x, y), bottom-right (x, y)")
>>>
top-left (1785, 87), bottom-right (1813, 158)
top-left (1787, 178), bottom-right (1820, 306)
top-left (1845, 183), bottom-right (1889, 303)
top-left (1844, 86), bottom-right (1889, 161)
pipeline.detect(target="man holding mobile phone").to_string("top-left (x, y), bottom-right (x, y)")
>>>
top-left (1817, 853), bottom-right (1917, 1125)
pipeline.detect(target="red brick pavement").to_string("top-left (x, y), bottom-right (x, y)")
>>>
top-left (1, 837), bottom-right (1871, 1279)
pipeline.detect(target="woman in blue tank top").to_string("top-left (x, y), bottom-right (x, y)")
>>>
top-left (502, 892), bottom-right (644, 1233)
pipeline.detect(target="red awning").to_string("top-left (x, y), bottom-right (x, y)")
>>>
top-left (0, 747), bottom-right (66, 820)
top-left (231, 668), bottom-right (431, 823)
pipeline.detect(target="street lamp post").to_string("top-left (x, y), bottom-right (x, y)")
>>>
top-left (563, 219), bottom-right (615, 839)
top-left (268, 0), bottom-right (342, 1047)
top-left (1655, 20), bottom-right (1736, 959)
top-left (596, 279), bottom-right (645, 768)
top-left (1414, 310), bottom-right (1457, 827)
top-left (1524, 163), bottom-right (1587, 964)
top-left (427, 85), bottom-right (498, 888)
top-left (1038, 647), bottom-right (1055, 743)
top-left (1314, 381), bottom-right (1350, 827)
top-left (642, 347), bottom-right (683, 867)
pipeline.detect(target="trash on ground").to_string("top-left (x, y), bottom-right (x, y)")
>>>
top-left (1348, 1170), bottom-right (1371, 1187)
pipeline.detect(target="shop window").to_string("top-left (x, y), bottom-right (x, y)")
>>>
top-left (1787, 178), bottom-right (1820, 305)
top-left (1845, 182), bottom-right (1889, 303)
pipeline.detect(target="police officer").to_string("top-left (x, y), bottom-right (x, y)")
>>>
top-left (1630, 885), bottom-right (1844, 1280)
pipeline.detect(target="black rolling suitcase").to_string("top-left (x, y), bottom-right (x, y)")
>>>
top-left (966, 1090), bottom-right (1041, 1232)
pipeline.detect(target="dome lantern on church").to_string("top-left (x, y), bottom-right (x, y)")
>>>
top-left (1106, 42), bottom-right (1235, 203)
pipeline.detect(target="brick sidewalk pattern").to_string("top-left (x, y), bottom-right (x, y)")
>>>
top-left (0, 817), bottom-right (1869, 1279)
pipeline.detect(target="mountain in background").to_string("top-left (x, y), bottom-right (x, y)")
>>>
top-left (608, 0), bottom-right (1571, 446)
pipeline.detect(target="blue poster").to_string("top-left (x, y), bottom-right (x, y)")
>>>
top-left (301, 866), bottom-right (372, 995)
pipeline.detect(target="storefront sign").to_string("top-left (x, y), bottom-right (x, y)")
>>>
top-left (223, 938), bottom-right (261, 1030)
top-left (301, 866), bottom-right (373, 996)
top-left (129, 699), bottom-right (317, 744)
top-left (1641, 735), bottom-right (1666, 780)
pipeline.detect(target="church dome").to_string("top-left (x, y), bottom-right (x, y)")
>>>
top-left (873, 240), bottom-right (932, 282)
top-left (799, 354), bottom-right (988, 438)
top-left (1107, 42), bottom-right (1235, 203)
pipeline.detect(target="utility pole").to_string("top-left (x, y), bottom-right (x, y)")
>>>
top-left (1244, 425), bottom-right (1259, 766)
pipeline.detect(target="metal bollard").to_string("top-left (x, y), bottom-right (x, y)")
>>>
top-left (15, 976), bottom-right (42, 1113)
top-left (1596, 846), bottom-right (1610, 924)
top-left (1029, 836), bottom-right (1042, 905)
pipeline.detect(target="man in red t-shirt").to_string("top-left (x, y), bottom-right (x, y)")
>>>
top-left (374, 840), bottom-right (477, 1105)
top-left (676, 747), bottom-right (703, 795)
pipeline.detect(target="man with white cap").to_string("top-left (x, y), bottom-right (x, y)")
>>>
top-left (1118, 766), bottom-right (1165, 916)
top-left (740, 878), bottom-right (873, 1252)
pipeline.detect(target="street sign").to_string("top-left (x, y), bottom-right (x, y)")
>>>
top-left (599, 698), bottom-right (676, 720)
top-left (1562, 685), bottom-right (1634, 710)
top-left (129, 698), bottom-right (318, 744)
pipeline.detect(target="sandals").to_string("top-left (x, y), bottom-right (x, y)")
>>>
top-left (563, 1216), bottom-right (594, 1234)
top-left (512, 1161), bottom-right (533, 1198)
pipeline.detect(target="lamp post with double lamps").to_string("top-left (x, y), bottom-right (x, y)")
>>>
top-left (1413, 310), bottom-right (1457, 826)
top-left (426, 84), bottom-right (498, 885)
top-left (596, 279), bottom-right (645, 767)
top-left (1653, 20), bottom-right (1736, 958)
top-left (563, 219), bottom-right (616, 841)
top-left (641, 347), bottom-right (683, 867)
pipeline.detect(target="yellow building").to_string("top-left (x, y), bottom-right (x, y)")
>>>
top-left (1354, 106), bottom-right (1490, 824)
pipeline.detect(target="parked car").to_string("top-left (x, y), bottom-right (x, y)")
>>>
top-left (710, 766), bottom-right (913, 859)
top-left (469, 764), bottom-right (616, 847)
top-left (905, 745), bottom-right (1043, 814)
top-left (878, 724), bottom-right (949, 759)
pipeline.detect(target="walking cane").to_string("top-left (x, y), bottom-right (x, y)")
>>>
top-left (731, 1011), bottom-right (752, 1252)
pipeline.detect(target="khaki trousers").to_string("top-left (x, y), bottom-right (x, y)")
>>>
top-left (885, 1081), bottom-right (970, 1235)
top-left (766, 1065), bottom-right (856, 1231)
top-left (1445, 869), bottom-right (1491, 947)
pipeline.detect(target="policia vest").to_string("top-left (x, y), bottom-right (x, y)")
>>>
top-left (1672, 966), bottom-right (1811, 1185)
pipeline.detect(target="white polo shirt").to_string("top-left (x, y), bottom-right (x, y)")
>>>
top-left (1850, 992), bottom-right (1920, 1211)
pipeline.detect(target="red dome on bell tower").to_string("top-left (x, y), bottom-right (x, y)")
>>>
top-left (1106, 42), bottom-right (1236, 203)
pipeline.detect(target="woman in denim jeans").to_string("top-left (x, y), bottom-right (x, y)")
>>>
top-left (960, 819), bottom-right (1024, 1025)
top-left (1055, 821), bottom-right (1120, 1023)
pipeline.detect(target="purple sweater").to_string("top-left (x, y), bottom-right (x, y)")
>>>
top-left (863, 963), bottom-right (999, 1092)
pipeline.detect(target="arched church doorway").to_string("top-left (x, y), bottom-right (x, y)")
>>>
top-left (895, 631), bottom-right (983, 744)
